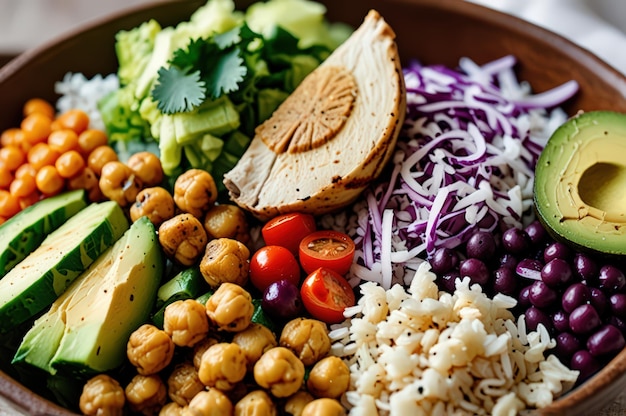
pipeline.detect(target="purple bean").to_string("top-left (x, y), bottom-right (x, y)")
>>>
top-left (569, 304), bottom-right (601, 335)
top-left (598, 265), bottom-right (626, 293)
top-left (561, 283), bottom-right (591, 314)
top-left (570, 350), bottom-right (601, 382)
top-left (543, 242), bottom-right (572, 263)
top-left (262, 279), bottom-right (303, 320)
top-left (430, 247), bottom-right (459, 274)
top-left (541, 258), bottom-right (573, 288)
top-left (525, 306), bottom-right (552, 332)
top-left (528, 280), bottom-right (558, 309)
top-left (555, 332), bottom-right (581, 360)
top-left (524, 220), bottom-right (548, 245)
top-left (465, 231), bottom-right (497, 261)
top-left (492, 267), bottom-right (517, 296)
top-left (573, 253), bottom-right (599, 281)
top-left (610, 293), bottom-right (626, 318)
top-left (459, 258), bottom-right (489, 285)
top-left (552, 310), bottom-right (570, 333)
top-left (586, 324), bottom-right (626, 357)
top-left (501, 227), bottom-right (530, 254)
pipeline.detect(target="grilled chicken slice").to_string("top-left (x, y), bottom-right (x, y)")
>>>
top-left (223, 10), bottom-right (406, 221)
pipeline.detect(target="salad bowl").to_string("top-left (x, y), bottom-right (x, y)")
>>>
top-left (0, 0), bottom-right (625, 415)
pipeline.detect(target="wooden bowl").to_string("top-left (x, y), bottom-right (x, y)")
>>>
top-left (1, 1), bottom-right (625, 415)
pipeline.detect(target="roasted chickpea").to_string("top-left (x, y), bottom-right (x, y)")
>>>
top-left (160, 402), bottom-right (185, 416)
top-left (23, 98), bottom-right (55, 119)
top-left (199, 238), bottom-right (250, 288)
top-left (127, 324), bottom-right (175, 375)
top-left (174, 168), bottom-right (218, 218)
top-left (306, 356), bottom-right (350, 399)
top-left (279, 318), bottom-right (331, 366)
top-left (125, 373), bottom-right (167, 415)
top-left (164, 299), bottom-right (209, 347)
top-left (167, 362), bottom-right (205, 406)
top-left (55, 150), bottom-right (85, 178)
top-left (67, 166), bottom-right (104, 202)
top-left (183, 388), bottom-right (233, 416)
top-left (198, 342), bottom-right (247, 391)
top-left (79, 374), bottom-right (125, 416)
top-left (131, 186), bottom-right (175, 226)
top-left (88, 145), bottom-right (118, 176)
top-left (234, 390), bottom-right (277, 416)
top-left (232, 323), bottom-right (277, 371)
top-left (159, 213), bottom-right (208, 266)
top-left (127, 151), bottom-right (164, 187)
top-left (78, 129), bottom-right (108, 155)
top-left (55, 108), bottom-right (90, 134)
top-left (99, 160), bottom-right (143, 207)
top-left (284, 391), bottom-right (315, 416)
top-left (192, 337), bottom-right (220, 370)
top-left (205, 283), bottom-right (254, 332)
top-left (203, 204), bottom-right (250, 243)
top-left (253, 347), bottom-right (305, 398)
top-left (301, 398), bottom-right (345, 416)
top-left (47, 129), bottom-right (79, 153)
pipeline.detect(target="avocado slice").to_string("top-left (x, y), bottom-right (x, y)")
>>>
top-left (534, 111), bottom-right (626, 256)
top-left (0, 190), bottom-right (87, 278)
top-left (13, 216), bottom-right (163, 376)
top-left (0, 201), bottom-right (129, 333)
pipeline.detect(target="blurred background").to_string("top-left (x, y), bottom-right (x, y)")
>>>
top-left (1, 0), bottom-right (625, 73)
top-left (0, 0), bottom-right (167, 64)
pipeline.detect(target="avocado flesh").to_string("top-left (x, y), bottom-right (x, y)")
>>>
top-left (534, 111), bottom-right (626, 256)
top-left (13, 216), bottom-right (163, 376)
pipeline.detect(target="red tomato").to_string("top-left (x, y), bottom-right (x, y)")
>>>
top-left (262, 212), bottom-right (316, 255)
top-left (301, 267), bottom-right (356, 324)
top-left (299, 230), bottom-right (355, 275)
top-left (250, 245), bottom-right (301, 292)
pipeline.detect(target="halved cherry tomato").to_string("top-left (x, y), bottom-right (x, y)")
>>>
top-left (299, 230), bottom-right (355, 275)
top-left (301, 267), bottom-right (355, 324)
top-left (262, 212), bottom-right (316, 255)
top-left (250, 245), bottom-right (301, 292)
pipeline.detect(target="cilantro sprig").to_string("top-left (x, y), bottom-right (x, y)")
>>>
top-left (152, 25), bottom-right (260, 115)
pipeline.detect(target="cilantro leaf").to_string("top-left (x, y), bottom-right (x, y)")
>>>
top-left (152, 66), bottom-right (206, 114)
top-left (204, 47), bottom-right (248, 99)
top-left (170, 38), bottom-right (218, 69)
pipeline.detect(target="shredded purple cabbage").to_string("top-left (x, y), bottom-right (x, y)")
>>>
top-left (336, 55), bottom-right (578, 289)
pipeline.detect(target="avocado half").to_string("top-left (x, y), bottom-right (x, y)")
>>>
top-left (534, 111), bottom-right (626, 256)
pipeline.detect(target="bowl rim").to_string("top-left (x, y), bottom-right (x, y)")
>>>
top-left (0, 0), bottom-right (625, 415)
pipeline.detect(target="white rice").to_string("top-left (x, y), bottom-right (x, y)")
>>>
top-left (54, 72), bottom-right (119, 131)
top-left (329, 262), bottom-right (579, 416)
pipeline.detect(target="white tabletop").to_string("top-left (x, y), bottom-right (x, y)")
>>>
top-left (468, 0), bottom-right (626, 75)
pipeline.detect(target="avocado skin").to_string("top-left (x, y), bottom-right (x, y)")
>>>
top-left (13, 216), bottom-right (164, 376)
top-left (534, 110), bottom-right (626, 257)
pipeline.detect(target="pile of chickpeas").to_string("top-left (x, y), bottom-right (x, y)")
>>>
top-left (79, 285), bottom-right (350, 416)
top-left (0, 98), bottom-right (115, 223)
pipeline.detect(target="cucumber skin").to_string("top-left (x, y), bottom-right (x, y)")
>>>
top-left (0, 190), bottom-right (87, 278)
top-left (0, 201), bottom-right (129, 334)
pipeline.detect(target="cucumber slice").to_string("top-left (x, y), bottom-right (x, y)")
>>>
top-left (0, 201), bottom-right (129, 333)
top-left (0, 190), bottom-right (87, 278)
top-left (151, 266), bottom-right (207, 328)
top-left (13, 216), bottom-right (163, 376)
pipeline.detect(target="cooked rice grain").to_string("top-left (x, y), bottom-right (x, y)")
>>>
top-left (329, 262), bottom-right (578, 416)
